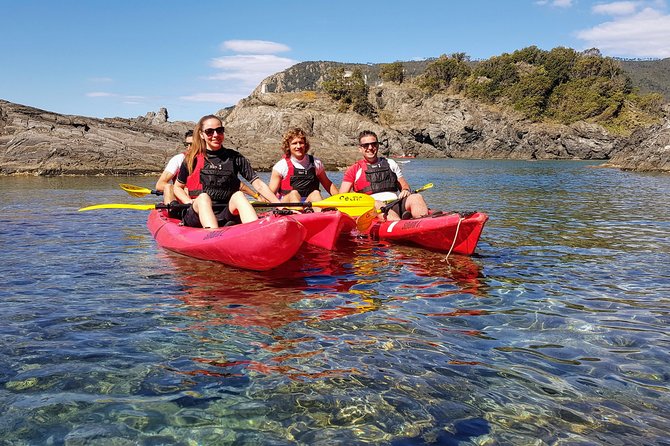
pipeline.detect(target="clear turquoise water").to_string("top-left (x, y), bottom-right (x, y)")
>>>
top-left (1, 160), bottom-right (669, 445)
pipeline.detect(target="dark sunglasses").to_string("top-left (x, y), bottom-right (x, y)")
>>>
top-left (203, 126), bottom-right (225, 137)
top-left (360, 142), bottom-right (379, 149)
top-left (183, 141), bottom-right (192, 147)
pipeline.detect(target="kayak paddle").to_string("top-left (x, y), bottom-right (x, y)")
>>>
top-left (119, 183), bottom-right (161, 198)
top-left (355, 183), bottom-right (434, 231)
top-left (251, 192), bottom-right (376, 217)
top-left (120, 182), bottom-right (261, 200)
top-left (80, 192), bottom-right (375, 216)
top-left (79, 203), bottom-right (184, 212)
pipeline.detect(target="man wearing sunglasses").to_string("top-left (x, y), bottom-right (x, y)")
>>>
top-left (339, 130), bottom-right (428, 220)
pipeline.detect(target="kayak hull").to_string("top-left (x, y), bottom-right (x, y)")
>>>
top-left (147, 210), bottom-right (306, 271)
top-left (368, 212), bottom-right (488, 255)
top-left (287, 210), bottom-right (356, 250)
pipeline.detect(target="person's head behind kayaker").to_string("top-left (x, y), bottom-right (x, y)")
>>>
top-left (172, 115), bottom-right (280, 229)
top-left (268, 127), bottom-right (339, 205)
top-left (339, 130), bottom-right (429, 221)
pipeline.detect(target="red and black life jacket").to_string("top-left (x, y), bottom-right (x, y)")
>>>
top-left (352, 158), bottom-right (398, 194)
top-left (185, 151), bottom-right (240, 203)
top-left (279, 155), bottom-right (320, 197)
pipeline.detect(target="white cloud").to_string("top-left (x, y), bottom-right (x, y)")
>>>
top-left (88, 77), bottom-right (114, 83)
top-left (553, 0), bottom-right (573, 7)
top-left (592, 1), bottom-right (639, 15)
top-left (221, 39), bottom-right (290, 54)
top-left (180, 39), bottom-right (297, 108)
top-left (577, 7), bottom-right (670, 57)
top-left (86, 92), bottom-right (116, 97)
top-left (208, 54), bottom-right (296, 84)
top-left (536, 0), bottom-right (573, 7)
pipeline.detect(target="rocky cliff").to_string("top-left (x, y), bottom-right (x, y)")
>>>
top-left (2, 57), bottom-right (670, 175)
top-left (602, 106), bottom-right (670, 172)
top-left (223, 84), bottom-right (620, 171)
top-left (0, 100), bottom-right (191, 175)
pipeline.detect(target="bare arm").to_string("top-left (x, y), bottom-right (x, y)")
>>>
top-left (317, 170), bottom-right (339, 196)
top-left (155, 170), bottom-right (173, 192)
top-left (268, 169), bottom-right (282, 195)
top-left (397, 177), bottom-right (411, 198)
top-left (251, 178), bottom-right (280, 203)
top-left (173, 181), bottom-right (192, 204)
top-left (339, 180), bottom-right (353, 194)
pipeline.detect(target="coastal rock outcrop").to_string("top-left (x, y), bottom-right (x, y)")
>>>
top-left (0, 100), bottom-right (191, 175)
top-left (221, 84), bottom-right (621, 171)
top-left (602, 106), bottom-right (670, 172)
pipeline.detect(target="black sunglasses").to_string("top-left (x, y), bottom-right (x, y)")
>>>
top-left (203, 126), bottom-right (225, 137)
top-left (360, 142), bottom-right (379, 149)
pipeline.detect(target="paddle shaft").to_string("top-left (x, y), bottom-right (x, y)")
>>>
top-left (381, 183), bottom-right (433, 213)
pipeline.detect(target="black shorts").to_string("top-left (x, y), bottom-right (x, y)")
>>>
top-left (385, 197), bottom-right (408, 217)
top-left (182, 205), bottom-right (241, 228)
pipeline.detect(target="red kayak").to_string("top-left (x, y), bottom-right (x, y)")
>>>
top-left (285, 210), bottom-right (356, 250)
top-left (147, 210), bottom-right (306, 271)
top-left (366, 211), bottom-right (488, 255)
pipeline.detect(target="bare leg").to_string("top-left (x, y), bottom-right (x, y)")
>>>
top-left (281, 190), bottom-right (302, 203)
top-left (306, 190), bottom-right (324, 211)
top-left (405, 194), bottom-right (429, 218)
top-left (192, 193), bottom-right (218, 229)
top-left (229, 191), bottom-right (258, 223)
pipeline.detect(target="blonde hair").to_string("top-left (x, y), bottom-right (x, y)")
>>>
top-left (280, 127), bottom-right (310, 157)
top-left (185, 115), bottom-right (221, 174)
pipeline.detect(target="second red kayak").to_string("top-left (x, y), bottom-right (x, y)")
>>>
top-left (366, 211), bottom-right (488, 255)
top-left (147, 210), bottom-right (306, 271)
top-left (286, 210), bottom-right (356, 250)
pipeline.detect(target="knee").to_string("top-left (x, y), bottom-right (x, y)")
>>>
top-left (283, 190), bottom-right (301, 202)
top-left (195, 193), bottom-right (212, 205)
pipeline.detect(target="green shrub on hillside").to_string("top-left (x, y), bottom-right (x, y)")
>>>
top-left (380, 61), bottom-right (404, 84)
top-left (418, 54), bottom-right (471, 94)
top-left (448, 46), bottom-right (662, 132)
top-left (321, 67), bottom-right (375, 118)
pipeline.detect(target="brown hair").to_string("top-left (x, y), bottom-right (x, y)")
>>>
top-left (280, 127), bottom-right (310, 157)
top-left (185, 115), bottom-right (221, 174)
top-left (358, 130), bottom-right (378, 144)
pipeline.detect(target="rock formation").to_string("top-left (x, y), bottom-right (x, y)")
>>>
top-left (0, 100), bottom-right (191, 175)
top-left (602, 105), bottom-right (670, 172)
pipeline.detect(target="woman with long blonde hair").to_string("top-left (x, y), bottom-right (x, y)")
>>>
top-left (173, 115), bottom-right (278, 228)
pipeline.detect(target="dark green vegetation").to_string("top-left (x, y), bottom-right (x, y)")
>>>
top-left (322, 67), bottom-right (375, 118)
top-left (320, 47), bottom-right (666, 135)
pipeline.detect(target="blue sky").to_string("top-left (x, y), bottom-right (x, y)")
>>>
top-left (2, 0), bottom-right (668, 122)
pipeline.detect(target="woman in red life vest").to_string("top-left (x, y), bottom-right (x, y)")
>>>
top-left (339, 130), bottom-right (428, 220)
top-left (173, 115), bottom-right (278, 228)
top-left (268, 128), bottom-right (339, 207)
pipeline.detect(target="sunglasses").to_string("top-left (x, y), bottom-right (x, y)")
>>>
top-left (203, 126), bottom-right (225, 137)
top-left (183, 141), bottom-right (192, 147)
top-left (360, 142), bottom-right (379, 149)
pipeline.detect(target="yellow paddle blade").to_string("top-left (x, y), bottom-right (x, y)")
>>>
top-left (356, 207), bottom-right (380, 231)
top-left (79, 203), bottom-right (158, 211)
top-left (119, 183), bottom-right (154, 198)
top-left (314, 192), bottom-right (375, 209)
top-left (251, 193), bottom-right (376, 217)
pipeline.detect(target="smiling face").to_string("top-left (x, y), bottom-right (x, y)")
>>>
top-left (288, 136), bottom-right (307, 160)
top-left (200, 118), bottom-right (224, 150)
top-left (358, 134), bottom-right (379, 163)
